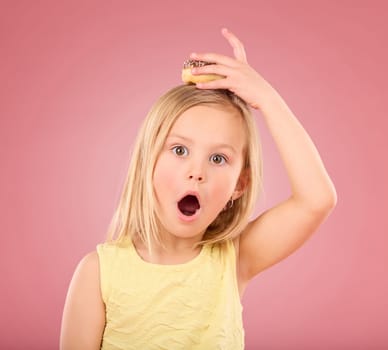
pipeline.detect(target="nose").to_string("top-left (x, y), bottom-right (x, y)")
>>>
top-left (188, 174), bottom-right (204, 182)
top-left (187, 160), bottom-right (206, 183)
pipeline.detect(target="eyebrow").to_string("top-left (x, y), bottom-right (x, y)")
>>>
top-left (167, 134), bottom-right (238, 154)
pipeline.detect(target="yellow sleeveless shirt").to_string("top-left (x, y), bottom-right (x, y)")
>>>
top-left (96, 238), bottom-right (244, 349)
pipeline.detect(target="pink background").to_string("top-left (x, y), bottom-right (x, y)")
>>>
top-left (1, 1), bottom-right (387, 349)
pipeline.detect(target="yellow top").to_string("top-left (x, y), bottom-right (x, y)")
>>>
top-left (96, 238), bottom-right (244, 350)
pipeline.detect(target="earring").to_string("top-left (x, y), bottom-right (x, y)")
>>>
top-left (223, 198), bottom-right (234, 211)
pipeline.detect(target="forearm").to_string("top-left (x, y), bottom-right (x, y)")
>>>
top-left (258, 86), bottom-right (337, 209)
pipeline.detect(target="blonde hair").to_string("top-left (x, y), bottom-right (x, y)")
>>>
top-left (106, 84), bottom-right (263, 250)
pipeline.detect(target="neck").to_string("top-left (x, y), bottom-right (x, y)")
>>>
top-left (132, 233), bottom-right (204, 265)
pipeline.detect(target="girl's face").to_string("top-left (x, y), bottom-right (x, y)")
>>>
top-left (153, 104), bottom-right (247, 242)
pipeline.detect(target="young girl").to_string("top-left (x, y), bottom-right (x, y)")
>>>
top-left (60, 28), bottom-right (337, 349)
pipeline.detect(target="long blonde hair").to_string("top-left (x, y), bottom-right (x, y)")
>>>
top-left (106, 84), bottom-right (263, 250)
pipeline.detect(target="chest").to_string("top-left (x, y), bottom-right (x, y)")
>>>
top-left (102, 265), bottom-right (244, 349)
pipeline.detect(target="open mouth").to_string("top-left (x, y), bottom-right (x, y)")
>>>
top-left (178, 195), bottom-right (200, 217)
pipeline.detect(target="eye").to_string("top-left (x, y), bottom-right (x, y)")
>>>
top-left (210, 154), bottom-right (227, 165)
top-left (171, 145), bottom-right (188, 157)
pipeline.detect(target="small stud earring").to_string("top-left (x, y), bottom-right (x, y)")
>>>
top-left (223, 198), bottom-right (234, 211)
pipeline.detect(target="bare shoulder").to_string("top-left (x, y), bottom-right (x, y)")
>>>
top-left (60, 250), bottom-right (105, 350)
top-left (77, 251), bottom-right (100, 275)
top-left (68, 251), bottom-right (101, 291)
top-left (66, 250), bottom-right (103, 305)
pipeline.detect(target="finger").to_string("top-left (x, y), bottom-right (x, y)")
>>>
top-left (221, 28), bottom-right (247, 63)
top-left (190, 52), bottom-right (238, 68)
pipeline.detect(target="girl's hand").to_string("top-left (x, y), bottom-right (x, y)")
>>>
top-left (190, 28), bottom-right (275, 110)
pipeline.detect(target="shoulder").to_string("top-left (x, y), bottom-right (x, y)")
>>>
top-left (81, 250), bottom-right (99, 266)
top-left (96, 240), bottom-right (129, 257)
top-left (96, 241), bottom-right (130, 270)
top-left (63, 249), bottom-right (106, 305)
top-left (76, 251), bottom-right (100, 275)
top-left (69, 251), bottom-right (101, 293)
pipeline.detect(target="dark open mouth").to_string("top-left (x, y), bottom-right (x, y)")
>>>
top-left (178, 195), bottom-right (200, 216)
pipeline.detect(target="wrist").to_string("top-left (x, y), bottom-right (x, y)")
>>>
top-left (258, 86), bottom-right (287, 113)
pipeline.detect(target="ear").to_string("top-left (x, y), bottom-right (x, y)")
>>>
top-left (232, 169), bottom-right (249, 200)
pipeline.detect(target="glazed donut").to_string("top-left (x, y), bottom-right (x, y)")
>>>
top-left (181, 60), bottom-right (224, 84)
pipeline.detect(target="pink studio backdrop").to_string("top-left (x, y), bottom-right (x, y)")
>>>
top-left (1, 1), bottom-right (387, 349)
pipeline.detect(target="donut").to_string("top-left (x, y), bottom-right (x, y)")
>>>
top-left (181, 60), bottom-right (224, 84)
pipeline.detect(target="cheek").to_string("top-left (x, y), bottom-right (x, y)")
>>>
top-left (209, 173), bottom-right (237, 204)
top-left (153, 156), bottom-right (177, 194)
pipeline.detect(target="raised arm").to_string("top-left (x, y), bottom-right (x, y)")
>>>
top-left (60, 252), bottom-right (106, 350)
top-left (190, 28), bottom-right (337, 282)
